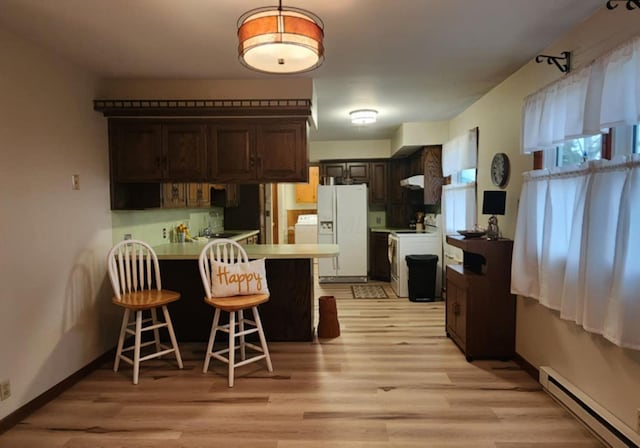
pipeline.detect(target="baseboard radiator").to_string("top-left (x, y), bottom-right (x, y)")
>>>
top-left (539, 366), bottom-right (639, 448)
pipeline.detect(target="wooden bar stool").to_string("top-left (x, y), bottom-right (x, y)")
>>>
top-left (107, 240), bottom-right (183, 384)
top-left (198, 239), bottom-right (273, 387)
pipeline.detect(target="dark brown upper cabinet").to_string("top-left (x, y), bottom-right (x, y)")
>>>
top-left (110, 121), bottom-right (207, 182)
top-left (256, 119), bottom-right (307, 182)
top-left (422, 145), bottom-right (443, 205)
top-left (369, 161), bottom-right (388, 205)
top-left (110, 122), bottom-right (163, 182)
top-left (208, 122), bottom-right (255, 182)
top-left (209, 118), bottom-right (307, 183)
top-left (162, 124), bottom-right (207, 181)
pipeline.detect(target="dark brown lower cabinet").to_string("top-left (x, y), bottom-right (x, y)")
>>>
top-left (160, 258), bottom-right (313, 342)
top-left (445, 236), bottom-right (516, 361)
top-left (369, 230), bottom-right (390, 281)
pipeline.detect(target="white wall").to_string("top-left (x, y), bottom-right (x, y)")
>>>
top-left (449, 6), bottom-right (640, 429)
top-left (0, 27), bottom-right (115, 420)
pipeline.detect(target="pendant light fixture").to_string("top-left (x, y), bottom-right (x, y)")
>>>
top-left (237, 0), bottom-right (325, 74)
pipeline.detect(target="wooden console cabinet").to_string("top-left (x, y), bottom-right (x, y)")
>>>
top-left (445, 235), bottom-right (516, 361)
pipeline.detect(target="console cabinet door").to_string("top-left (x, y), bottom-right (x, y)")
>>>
top-left (111, 122), bottom-right (163, 182)
top-left (208, 123), bottom-right (256, 182)
top-left (256, 119), bottom-right (307, 182)
top-left (163, 124), bottom-right (207, 181)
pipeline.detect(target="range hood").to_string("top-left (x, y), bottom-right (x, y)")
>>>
top-left (400, 175), bottom-right (424, 190)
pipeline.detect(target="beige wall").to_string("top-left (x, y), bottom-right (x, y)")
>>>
top-left (391, 121), bottom-right (450, 156)
top-left (309, 139), bottom-right (391, 161)
top-left (449, 7), bottom-right (640, 429)
top-left (0, 27), bottom-right (115, 420)
top-left (97, 78), bottom-right (313, 101)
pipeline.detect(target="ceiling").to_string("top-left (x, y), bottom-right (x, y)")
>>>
top-left (0, 0), bottom-right (603, 142)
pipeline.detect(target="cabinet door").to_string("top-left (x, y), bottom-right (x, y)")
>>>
top-left (225, 184), bottom-right (240, 207)
top-left (409, 148), bottom-right (424, 176)
top-left (256, 120), bottom-right (307, 182)
top-left (111, 122), bottom-right (163, 181)
top-left (186, 183), bottom-right (210, 208)
top-left (369, 161), bottom-right (388, 205)
top-left (209, 123), bottom-right (255, 182)
top-left (163, 124), bottom-right (207, 181)
top-left (446, 270), bottom-right (468, 348)
top-left (321, 163), bottom-right (346, 179)
top-left (388, 159), bottom-right (409, 202)
top-left (295, 166), bottom-right (319, 203)
top-left (423, 146), bottom-right (443, 205)
top-left (345, 162), bottom-right (369, 182)
top-left (162, 183), bottom-right (187, 208)
top-left (370, 231), bottom-right (391, 281)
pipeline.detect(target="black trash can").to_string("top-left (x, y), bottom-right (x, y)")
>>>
top-left (405, 254), bottom-right (439, 302)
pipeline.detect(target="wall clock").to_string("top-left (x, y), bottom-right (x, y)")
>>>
top-left (490, 152), bottom-right (510, 188)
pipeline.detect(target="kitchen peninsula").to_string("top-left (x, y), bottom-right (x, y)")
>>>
top-left (154, 239), bottom-right (339, 342)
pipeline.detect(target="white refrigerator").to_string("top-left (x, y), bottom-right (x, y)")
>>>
top-left (317, 184), bottom-right (368, 283)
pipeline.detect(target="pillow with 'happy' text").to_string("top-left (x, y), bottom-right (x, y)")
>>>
top-left (210, 258), bottom-right (269, 297)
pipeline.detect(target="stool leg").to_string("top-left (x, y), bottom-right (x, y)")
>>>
top-left (114, 309), bottom-right (130, 373)
top-left (150, 308), bottom-right (161, 355)
top-left (162, 306), bottom-right (183, 369)
top-left (203, 308), bottom-right (221, 373)
top-left (228, 311), bottom-right (236, 387)
top-left (238, 310), bottom-right (246, 361)
top-left (133, 310), bottom-right (143, 385)
top-left (252, 307), bottom-right (273, 372)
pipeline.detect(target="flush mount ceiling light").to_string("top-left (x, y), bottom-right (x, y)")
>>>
top-left (350, 109), bottom-right (378, 125)
top-left (237, 0), bottom-right (324, 74)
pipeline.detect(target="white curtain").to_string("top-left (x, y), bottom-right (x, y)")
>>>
top-left (442, 182), bottom-right (476, 261)
top-left (442, 129), bottom-right (478, 176)
top-left (522, 35), bottom-right (640, 153)
top-left (512, 155), bottom-right (640, 349)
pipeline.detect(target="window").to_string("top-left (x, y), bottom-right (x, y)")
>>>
top-left (541, 125), bottom-right (640, 169)
top-left (458, 168), bottom-right (477, 184)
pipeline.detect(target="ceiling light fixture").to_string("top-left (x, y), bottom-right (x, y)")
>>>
top-left (350, 109), bottom-right (378, 125)
top-left (237, 0), bottom-right (324, 74)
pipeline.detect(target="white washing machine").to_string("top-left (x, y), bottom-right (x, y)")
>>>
top-left (294, 214), bottom-right (318, 244)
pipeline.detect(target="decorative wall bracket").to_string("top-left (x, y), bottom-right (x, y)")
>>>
top-left (606, 0), bottom-right (640, 10)
top-left (535, 51), bottom-right (571, 73)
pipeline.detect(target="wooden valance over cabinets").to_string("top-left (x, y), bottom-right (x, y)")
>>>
top-left (93, 98), bottom-right (312, 118)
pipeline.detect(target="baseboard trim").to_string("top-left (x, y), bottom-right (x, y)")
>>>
top-left (513, 351), bottom-right (539, 381)
top-left (0, 348), bottom-right (114, 435)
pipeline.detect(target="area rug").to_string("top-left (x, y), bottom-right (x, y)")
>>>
top-left (351, 285), bottom-right (388, 299)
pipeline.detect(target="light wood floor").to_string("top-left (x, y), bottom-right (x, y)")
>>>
top-left (0, 278), bottom-right (604, 447)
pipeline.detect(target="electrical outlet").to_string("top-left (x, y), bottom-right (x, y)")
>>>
top-left (124, 234), bottom-right (132, 240)
top-left (162, 228), bottom-right (167, 239)
top-left (0, 380), bottom-right (10, 401)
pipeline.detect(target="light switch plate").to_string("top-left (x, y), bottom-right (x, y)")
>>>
top-left (71, 174), bottom-right (80, 190)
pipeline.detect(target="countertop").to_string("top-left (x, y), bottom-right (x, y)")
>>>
top-left (154, 242), bottom-right (340, 260)
top-left (370, 227), bottom-right (411, 233)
